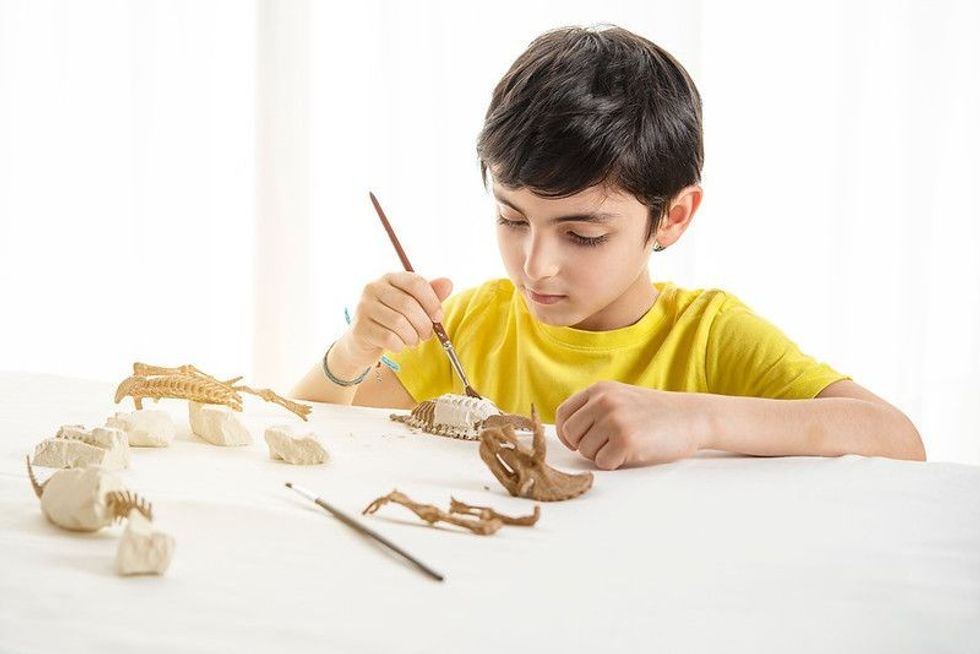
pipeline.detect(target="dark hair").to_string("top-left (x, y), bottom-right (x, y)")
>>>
top-left (477, 25), bottom-right (704, 241)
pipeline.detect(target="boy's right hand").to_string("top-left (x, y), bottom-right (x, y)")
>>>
top-left (337, 272), bottom-right (454, 368)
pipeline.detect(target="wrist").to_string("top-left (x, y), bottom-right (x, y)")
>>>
top-left (323, 337), bottom-right (377, 386)
top-left (692, 392), bottom-right (722, 451)
top-left (334, 332), bottom-right (382, 371)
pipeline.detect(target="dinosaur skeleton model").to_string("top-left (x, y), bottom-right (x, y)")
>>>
top-left (479, 406), bottom-right (594, 502)
top-left (363, 490), bottom-right (540, 536)
top-left (27, 457), bottom-right (175, 575)
top-left (391, 393), bottom-right (533, 440)
top-left (114, 362), bottom-right (312, 421)
top-left (26, 456), bottom-right (152, 531)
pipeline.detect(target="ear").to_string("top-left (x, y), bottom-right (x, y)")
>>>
top-left (654, 185), bottom-right (703, 248)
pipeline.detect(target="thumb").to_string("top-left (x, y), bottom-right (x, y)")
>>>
top-left (429, 277), bottom-right (453, 302)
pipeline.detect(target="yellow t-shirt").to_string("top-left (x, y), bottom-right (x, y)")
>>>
top-left (386, 278), bottom-right (849, 423)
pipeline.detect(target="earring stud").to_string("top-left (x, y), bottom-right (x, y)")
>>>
top-left (653, 241), bottom-right (666, 252)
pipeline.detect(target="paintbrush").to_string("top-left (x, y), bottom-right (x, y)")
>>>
top-left (368, 191), bottom-right (482, 399)
top-left (285, 482), bottom-right (444, 582)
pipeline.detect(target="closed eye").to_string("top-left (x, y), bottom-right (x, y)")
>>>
top-left (496, 215), bottom-right (609, 248)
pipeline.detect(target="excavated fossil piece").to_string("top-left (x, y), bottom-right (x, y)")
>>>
top-left (362, 489), bottom-right (540, 536)
top-left (105, 409), bottom-right (176, 447)
top-left (391, 394), bottom-right (533, 440)
top-left (26, 457), bottom-right (153, 532)
top-left (32, 425), bottom-right (130, 470)
top-left (264, 424), bottom-right (328, 465)
top-left (115, 509), bottom-right (175, 576)
top-left (114, 362), bottom-right (312, 421)
top-left (188, 401), bottom-right (252, 446)
top-left (479, 406), bottom-right (594, 502)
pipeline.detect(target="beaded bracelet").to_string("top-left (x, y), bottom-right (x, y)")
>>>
top-left (320, 341), bottom-right (372, 387)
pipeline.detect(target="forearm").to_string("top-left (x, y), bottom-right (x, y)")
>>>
top-left (697, 393), bottom-right (926, 461)
top-left (290, 335), bottom-right (376, 405)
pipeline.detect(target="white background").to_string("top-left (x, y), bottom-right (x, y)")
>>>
top-left (1, 0), bottom-right (978, 463)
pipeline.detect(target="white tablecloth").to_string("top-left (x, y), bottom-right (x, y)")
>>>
top-left (1, 372), bottom-right (978, 653)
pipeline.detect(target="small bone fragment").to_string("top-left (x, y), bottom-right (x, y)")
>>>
top-left (362, 490), bottom-right (540, 536)
top-left (188, 401), bottom-right (252, 446)
top-left (105, 409), bottom-right (175, 447)
top-left (264, 424), bottom-right (327, 465)
top-left (115, 509), bottom-right (175, 576)
top-left (32, 425), bottom-right (130, 470)
top-left (479, 405), bottom-right (593, 502)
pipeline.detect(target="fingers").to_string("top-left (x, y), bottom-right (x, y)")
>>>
top-left (567, 415), bottom-right (628, 470)
top-left (429, 277), bottom-right (454, 302)
top-left (577, 428), bottom-right (608, 461)
top-left (371, 288), bottom-right (433, 345)
top-left (386, 272), bottom-right (445, 322)
top-left (593, 441), bottom-right (628, 471)
top-left (555, 387), bottom-right (592, 449)
top-left (353, 272), bottom-right (452, 354)
top-left (363, 304), bottom-right (423, 350)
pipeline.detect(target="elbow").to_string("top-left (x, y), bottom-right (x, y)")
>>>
top-left (894, 409), bottom-right (926, 462)
top-left (906, 430), bottom-right (927, 462)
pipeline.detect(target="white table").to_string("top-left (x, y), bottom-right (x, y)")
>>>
top-left (1, 372), bottom-right (978, 653)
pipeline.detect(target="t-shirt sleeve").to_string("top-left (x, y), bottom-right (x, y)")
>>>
top-left (383, 285), bottom-right (481, 403)
top-left (704, 297), bottom-right (850, 399)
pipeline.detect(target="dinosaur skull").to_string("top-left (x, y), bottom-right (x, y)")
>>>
top-left (479, 406), bottom-right (594, 502)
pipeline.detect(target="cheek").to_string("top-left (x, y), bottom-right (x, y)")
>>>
top-left (496, 230), bottom-right (525, 276)
top-left (575, 242), bottom-right (645, 288)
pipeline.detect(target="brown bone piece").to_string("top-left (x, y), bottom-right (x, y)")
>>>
top-left (114, 362), bottom-right (312, 421)
top-left (362, 490), bottom-right (539, 536)
top-left (448, 497), bottom-right (541, 526)
top-left (479, 405), bottom-right (593, 502)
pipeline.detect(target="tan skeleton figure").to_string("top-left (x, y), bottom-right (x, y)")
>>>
top-left (479, 405), bottom-right (594, 502)
top-left (363, 489), bottom-right (540, 536)
top-left (114, 362), bottom-right (312, 421)
top-left (391, 393), bottom-right (533, 440)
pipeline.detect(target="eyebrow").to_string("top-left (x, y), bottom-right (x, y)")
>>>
top-left (492, 189), bottom-right (618, 224)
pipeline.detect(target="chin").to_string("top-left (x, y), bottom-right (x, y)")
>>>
top-left (526, 303), bottom-right (582, 327)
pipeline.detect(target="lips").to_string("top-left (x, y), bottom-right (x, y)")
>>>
top-left (525, 287), bottom-right (566, 305)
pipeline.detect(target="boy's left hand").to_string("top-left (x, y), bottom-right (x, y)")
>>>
top-left (555, 381), bottom-right (707, 470)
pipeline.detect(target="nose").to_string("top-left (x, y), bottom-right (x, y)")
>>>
top-left (522, 231), bottom-right (560, 282)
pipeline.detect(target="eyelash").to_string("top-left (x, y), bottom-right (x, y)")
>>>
top-left (495, 215), bottom-right (609, 248)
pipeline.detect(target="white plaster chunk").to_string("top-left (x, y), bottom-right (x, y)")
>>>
top-left (264, 424), bottom-right (328, 465)
top-left (105, 409), bottom-right (176, 447)
top-left (32, 425), bottom-right (130, 469)
top-left (32, 438), bottom-right (106, 469)
top-left (432, 395), bottom-right (500, 438)
top-left (188, 401), bottom-right (252, 446)
top-left (115, 509), bottom-right (175, 576)
top-left (40, 466), bottom-right (125, 532)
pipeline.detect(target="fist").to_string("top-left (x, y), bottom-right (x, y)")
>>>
top-left (345, 272), bottom-right (453, 364)
top-left (555, 381), bottom-right (706, 470)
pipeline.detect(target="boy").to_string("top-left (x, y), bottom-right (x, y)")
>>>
top-left (292, 25), bottom-right (925, 469)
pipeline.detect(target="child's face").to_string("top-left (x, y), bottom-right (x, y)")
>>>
top-left (493, 181), bottom-right (657, 331)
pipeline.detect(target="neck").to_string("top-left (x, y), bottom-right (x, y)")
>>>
top-left (573, 269), bottom-right (658, 331)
